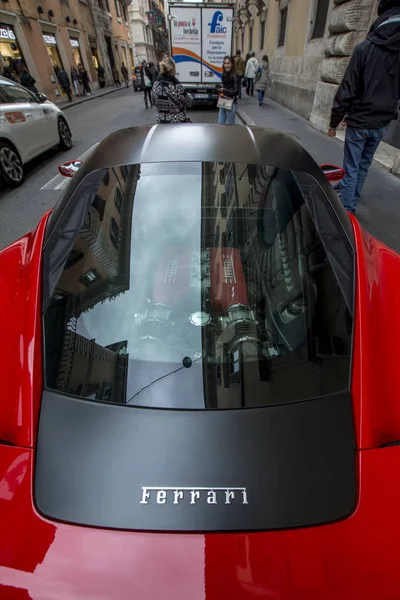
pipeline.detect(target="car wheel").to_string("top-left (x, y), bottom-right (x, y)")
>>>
top-left (58, 118), bottom-right (73, 150)
top-left (0, 141), bottom-right (24, 187)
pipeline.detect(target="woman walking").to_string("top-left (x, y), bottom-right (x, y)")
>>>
top-left (79, 64), bottom-right (91, 95)
top-left (151, 56), bottom-right (194, 123)
top-left (255, 55), bottom-right (271, 106)
top-left (20, 67), bottom-right (38, 94)
top-left (97, 64), bottom-right (106, 89)
top-left (112, 66), bottom-right (121, 87)
top-left (217, 56), bottom-right (238, 125)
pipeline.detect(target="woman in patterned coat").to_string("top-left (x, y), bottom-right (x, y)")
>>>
top-left (151, 56), bottom-right (194, 124)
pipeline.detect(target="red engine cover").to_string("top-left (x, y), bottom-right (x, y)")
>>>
top-left (153, 246), bottom-right (192, 307)
top-left (210, 248), bottom-right (249, 312)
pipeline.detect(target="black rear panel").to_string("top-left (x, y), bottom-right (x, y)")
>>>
top-left (35, 390), bottom-right (356, 532)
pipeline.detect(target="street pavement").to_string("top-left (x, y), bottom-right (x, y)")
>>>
top-left (237, 95), bottom-right (400, 253)
top-left (0, 86), bottom-right (217, 250)
top-left (1, 87), bottom-right (399, 252)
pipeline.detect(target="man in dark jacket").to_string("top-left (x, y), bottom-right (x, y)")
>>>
top-left (57, 68), bottom-right (72, 102)
top-left (328, 0), bottom-right (400, 213)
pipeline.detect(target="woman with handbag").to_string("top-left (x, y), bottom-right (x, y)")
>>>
top-left (217, 56), bottom-right (238, 125)
top-left (151, 56), bottom-right (194, 123)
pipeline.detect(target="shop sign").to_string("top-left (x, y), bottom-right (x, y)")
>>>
top-left (0, 25), bottom-right (16, 41)
top-left (70, 38), bottom-right (79, 48)
top-left (43, 34), bottom-right (57, 46)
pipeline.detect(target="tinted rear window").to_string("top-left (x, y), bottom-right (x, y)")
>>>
top-left (44, 162), bottom-right (353, 409)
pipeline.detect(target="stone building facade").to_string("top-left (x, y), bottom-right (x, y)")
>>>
top-left (309, 0), bottom-right (378, 133)
top-left (129, 0), bottom-right (167, 66)
top-left (235, 0), bottom-right (381, 130)
top-left (0, 0), bottom-right (134, 102)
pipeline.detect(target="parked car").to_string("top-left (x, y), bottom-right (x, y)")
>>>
top-left (1, 124), bottom-right (399, 599)
top-left (132, 66), bottom-right (143, 91)
top-left (0, 75), bottom-right (73, 187)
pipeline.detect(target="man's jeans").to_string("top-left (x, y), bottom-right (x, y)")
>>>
top-left (340, 126), bottom-right (385, 212)
top-left (246, 78), bottom-right (254, 96)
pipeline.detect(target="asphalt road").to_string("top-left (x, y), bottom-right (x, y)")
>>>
top-left (2, 86), bottom-right (400, 252)
top-left (0, 86), bottom-right (218, 250)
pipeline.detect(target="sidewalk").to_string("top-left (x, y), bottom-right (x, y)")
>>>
top-left (237, 96), bottom-right (400, 253)
top-left (57, 83), bottom-right (131, 110)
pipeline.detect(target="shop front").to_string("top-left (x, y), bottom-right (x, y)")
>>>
top-left (42, 33), bottom-right (63, 73)
top-left (69, 36), bottom-right (84, 68)
top-left (42, 32), bottom-right (69, 98)
top-left (88, 36), bottom-right (100, 70)
top-left (0, 23), bottom-right (26, 78)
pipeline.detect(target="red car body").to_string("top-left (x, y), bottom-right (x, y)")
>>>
top-left (1, 126), bottom-right (400, 599)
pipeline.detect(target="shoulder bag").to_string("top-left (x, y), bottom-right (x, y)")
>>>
top-left (217, 94), bottom-right (234, 111)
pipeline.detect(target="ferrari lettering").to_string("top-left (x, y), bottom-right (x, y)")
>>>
top-left (140, 487), bottom-right (248, 505)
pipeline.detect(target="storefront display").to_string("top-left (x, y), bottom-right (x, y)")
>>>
top-left (42, 33), bottom-right (67, 97)
top-left (0, 23), bottom-right (26, 78)
top-left (42, 33), bottom-right (63, 71)
top-left (70, 37), bottom-right (84, 67)
top-left (89, 36), bottom-right (99, 70)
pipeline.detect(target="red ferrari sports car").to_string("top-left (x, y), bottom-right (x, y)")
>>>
top-left (1, 124), bottom-right (399, 600)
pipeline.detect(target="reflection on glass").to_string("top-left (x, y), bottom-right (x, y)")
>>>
top-left (45, 162), bottom-right (352, 409)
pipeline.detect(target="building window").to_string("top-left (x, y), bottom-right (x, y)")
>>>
top-left (115, 0), bottom-right (121, 17)
top-left (278, 8), bottom-right (288, 47)
top-left (311, 0), bottom-right (330, 39)
top-left (114, 188), bottom-right (123, 213)
top-left (229, 350), bottom-right (240, 385)
top-left (103, 170), bottom-right (110, 186)
top-left (241, 29), bottom-right (245, 53)
top-left (249, 26), bottom-right (253, 52)
top-left (260, 19), bottom-right (266, 49)
top-left (220, 193), bottom-right (227, 218)
top-left (122, 3), bottom-right (128, 21)
top-left (110, 217), bottom-right (120, 249)
top-left (65, 249), bottom-right (84, 270)
top-left (79, 268), bottom-right (101, 287)
top-left (92, 194), bottom-right (106, 220)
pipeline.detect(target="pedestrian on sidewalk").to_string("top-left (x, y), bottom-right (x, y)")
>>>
top-left (79, 64), bottom-right (91, 95)
top-left (244, 52), bottom-right (258, 97)
top-left (255, 55), bottom-right (271, 106)
top-left (152, 56), bottom-right (194, 123)
top-left (20, 67), bottom-right (38, 94)
top-left (71, 67), bottom-right (81, 96)
top-left (58, 68), bottom-right (72, 102)
top-left (2, 66), bottom-right (18, 82)
top-left (97, 64), bottom-right (106, 89)
top-left (121, 63), bottom-right (129, 87)
top-left (217, 56), bottom-right (238, 125)
top-left (234, 49), bottom-right (245, 99)
top-left (143, 62), bottom-right (153, 108)
top-left (328, 0), bottom-right (400, 214)
top-left (112, 66), bottom-right (121, 87)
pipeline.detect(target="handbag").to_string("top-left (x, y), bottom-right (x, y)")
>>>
top-left (217, 94), bottom-right (234, 111)
top-left (144, 74), bottom-right (151, 87)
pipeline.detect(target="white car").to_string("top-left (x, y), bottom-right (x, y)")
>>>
top-left (0, 75), bottom-right (73, 187)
